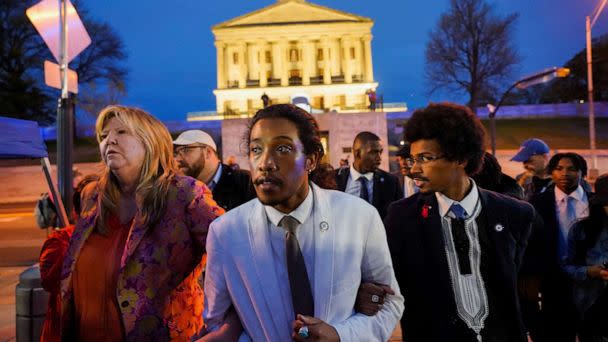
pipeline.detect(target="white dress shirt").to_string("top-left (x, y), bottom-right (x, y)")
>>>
top-left (264, 187), bottom-right (315, 322)
top-left (435, 180), bottom-right (489, 339)
top-left (403, 175), bottom-right (419, 198)
top-left (345, 165), bottom-right (374, 200)
top-left (554, 184), bottom-right (589, 254)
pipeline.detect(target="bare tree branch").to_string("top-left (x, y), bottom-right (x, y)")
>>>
top-left (425, 0), bottom-right (520, 110)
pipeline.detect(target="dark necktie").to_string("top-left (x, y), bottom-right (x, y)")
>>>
top-left (358, 176), bottom-right (370, 203)
top-left (449, 203), bottom-right (471, 275)
top-left (279, 215), bottom-right (314, 317)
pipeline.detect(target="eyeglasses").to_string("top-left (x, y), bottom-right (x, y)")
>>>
top-left (173, 145), bottom-right (206, 157)
top-left (404, 155), bottom-right (444, 168)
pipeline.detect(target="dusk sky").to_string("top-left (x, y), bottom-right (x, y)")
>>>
top-left (81, 0), bottom-right (608, 121)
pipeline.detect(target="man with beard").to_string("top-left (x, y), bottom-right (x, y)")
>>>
top-left (335, 131), bottom-right (402, 219)
top-left (394, 143), bottom-right (419, 198)
top-left (528, 152), bottom-right (591, 342)
top-left (511, 138), bottom-right (552, 201)
top-left (385, 102), bottom-right (535, 341)
top-left (203, 104), bottom-right (403, 341)
top-left (173, 130), bottom-right (256, 211)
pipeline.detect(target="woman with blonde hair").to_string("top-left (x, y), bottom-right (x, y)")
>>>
top-left (60, 105), bottom-right (224, 341)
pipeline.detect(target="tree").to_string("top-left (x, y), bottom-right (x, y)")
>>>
top-left (0, 0), bottom-right (52, 124)
top-left (0, 0), bottom-right (128, 125)
top-left (425, 0), bottom-right (520, 110)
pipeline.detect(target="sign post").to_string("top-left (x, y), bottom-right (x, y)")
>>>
top-left (27, 0), bottom-right (90, 218)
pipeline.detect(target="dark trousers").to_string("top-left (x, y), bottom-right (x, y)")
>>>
top-left (540, 274), bottom-right (578, 342)
top-left (578, 288), bottom-right (608, 342)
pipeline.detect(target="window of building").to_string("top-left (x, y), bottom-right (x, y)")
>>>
top-left (265, 51), bottom-right (272, 63)
top-left (233, 52), bottom-right (238, 64)
top-left (350, 47), bottom-right (355, 59)
top-left (317, 48), bottom-right (323, 61)
top-left (290, 48), bottom-right (299, 62)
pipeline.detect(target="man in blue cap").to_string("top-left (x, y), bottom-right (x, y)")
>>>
top-left (511, 138), bottom-right (552, 201)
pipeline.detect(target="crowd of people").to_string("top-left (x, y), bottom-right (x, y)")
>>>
top-left (36, 102), bottom-right (608, 341)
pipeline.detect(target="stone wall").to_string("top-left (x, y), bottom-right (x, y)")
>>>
top-left (220, 111), bottom-right (389, 171)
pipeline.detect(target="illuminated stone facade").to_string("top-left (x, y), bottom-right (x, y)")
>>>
top-left (212, 0), bottom-right (378, 116)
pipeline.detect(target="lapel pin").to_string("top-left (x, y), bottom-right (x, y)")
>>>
top-left (380, 177), bottom-right (384, 182)
top-left (320, 221), bottom-right (329, 231)
top-left (495, 224), bottom-right (504, 232)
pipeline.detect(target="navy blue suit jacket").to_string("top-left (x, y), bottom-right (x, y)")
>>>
top-left (335, 167), bottom-right (403, 220)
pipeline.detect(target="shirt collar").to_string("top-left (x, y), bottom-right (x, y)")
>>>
top-left (209, 163), bottom-right (222, 188)
top-left (264, 185), bottom-right (314, 227)
top-left (350, 165), bottom-right (374, 181)
top-left (555, 184), bottom-right (585, 203)
top-left (435, 179), bottom-right (479, 218)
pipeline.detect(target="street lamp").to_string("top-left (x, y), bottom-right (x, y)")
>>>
top-left (586, 0), bottom-right (607, 175)
top-left (488, 67), bottom-right (570, 156)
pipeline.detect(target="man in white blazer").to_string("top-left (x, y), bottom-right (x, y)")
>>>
top-left (203, 104), bottom-right (403, 341)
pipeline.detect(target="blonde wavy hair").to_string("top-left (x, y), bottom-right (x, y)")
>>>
top-left (91, 105), bottom-right (177, 233)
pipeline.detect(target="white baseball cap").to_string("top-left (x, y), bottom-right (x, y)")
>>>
top-left (173, 130), bottom-right (217, 151)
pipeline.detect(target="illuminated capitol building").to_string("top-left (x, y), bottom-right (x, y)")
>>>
top-left (188, 0), bottom-right (407, 168)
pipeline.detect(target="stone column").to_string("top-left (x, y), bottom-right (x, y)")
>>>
top-left (363, 34), bottom-right (374, 82)
top-left (321, 37), bottom-right (331, 84)
top-left (341, 36), bottom-right (353, 84)
top-left (271, 41), bottom-right (281, 82)
top-left (215, 41), bottom-right (226, 89)
top-left (258, 40), bottom-right (268, 87)
top-left (238, 41), bottom-right (247, 89)
top-left (279, 39), bottom-right (289, 86)
top-left (302, 39), bottom-right (312, 86)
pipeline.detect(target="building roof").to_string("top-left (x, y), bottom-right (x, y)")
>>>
top-left (213, 0), bottom-right (372, 30)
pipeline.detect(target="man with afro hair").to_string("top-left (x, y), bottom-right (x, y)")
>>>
top-left (385, 102), bottom-right (535, 341)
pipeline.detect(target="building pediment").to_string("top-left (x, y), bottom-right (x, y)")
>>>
top-left (213, 0), bottom-right (371, 30)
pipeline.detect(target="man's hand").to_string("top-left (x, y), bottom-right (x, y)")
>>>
top-left (587, 265), bottom-right (608, 280)
top-left (517, 170), bottom-right (534, 187)
top-left (292, 315), bottom-right (340, 342)
top-left (354, 282), bottom-right (395, 316)
top-left (197, 307), bottom-right (242, 342)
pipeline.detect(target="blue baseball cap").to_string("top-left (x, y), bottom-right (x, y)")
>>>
top-left (510, 138), bottom-right (550, 162)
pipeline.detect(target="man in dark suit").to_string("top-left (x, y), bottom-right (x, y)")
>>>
top-left (335, 131), bottom-right (402, 219)
top-left (385, 103), bottom-right (535, 341)
top-left (173, 130), bottom-right (256, 211)
top-left (527, 152), bottom-right (591, 342)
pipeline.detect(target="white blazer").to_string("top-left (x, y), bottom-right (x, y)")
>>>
top-left (203, 183), bottom-right (404, 341)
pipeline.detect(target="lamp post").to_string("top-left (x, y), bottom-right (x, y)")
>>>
top-left (488, 67), bottom-right (570, 156)
top-left (586, 0), bottom-right (608, 175)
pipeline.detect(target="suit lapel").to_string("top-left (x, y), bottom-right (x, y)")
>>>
top-left (335, 168), bottom-right (349, 192)
top-left (417, 193), bottom-right (460, 316)
top-left (372, 171), bottom-right (381, 207)
top-left (542, 187), bottom-right (558, 229)
top-left (248, 200), bottom-right (286, 337)
top-left (120, 212), bottom-right (148, 268)
top-left (419, 194), bottom-right (450, 285)
top-left (477, 191), bottom-right (509, 269)
top-left (310, 184), bottom-right (334, 320)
